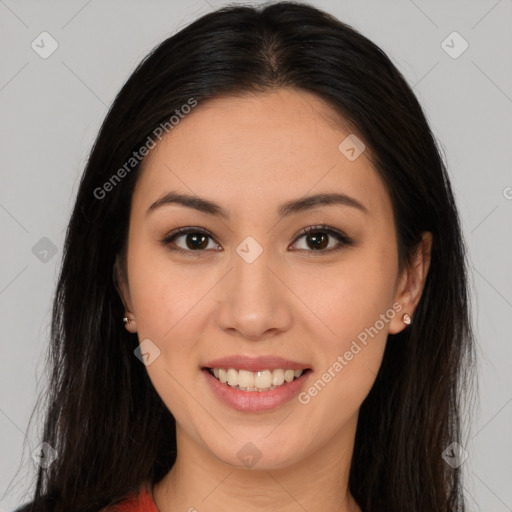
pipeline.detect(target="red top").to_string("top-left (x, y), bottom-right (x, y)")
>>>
top-left (106, 482), bottom-right (159, 512)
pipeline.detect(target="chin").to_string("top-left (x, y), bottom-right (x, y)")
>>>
top-left (204, 432), bottom-right (309, 472)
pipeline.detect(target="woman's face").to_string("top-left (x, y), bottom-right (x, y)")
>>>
top-left (119, 88), bottom-right (421, 470)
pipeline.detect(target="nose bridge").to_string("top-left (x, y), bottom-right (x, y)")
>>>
top-left (216, 238), bottom-right (291, 338)
top-left (235, 246), bottom-right (273, 301)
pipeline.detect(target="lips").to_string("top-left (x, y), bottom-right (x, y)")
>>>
top-left (203, 365), bottom-right (312, 412)
top-left (202, 355), bottom-right (311, 372)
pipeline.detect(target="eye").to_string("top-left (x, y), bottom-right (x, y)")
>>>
top-left (160, 227), bottom-right (220, 256)
top-left (161, 224), bottom-right (353, 257)
top-left (290, 224), bottom-right (353, 254)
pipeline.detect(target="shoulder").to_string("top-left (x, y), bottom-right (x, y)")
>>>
top-left (102, 482), bottom-right (159, 512)
top-left (13, 483), bottom-right (158, 512)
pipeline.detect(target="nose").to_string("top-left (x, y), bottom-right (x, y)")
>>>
top-left (215, 247), bottom-right (293, 341)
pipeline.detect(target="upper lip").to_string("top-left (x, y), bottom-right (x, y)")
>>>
top-left (203, 355), bottom-right (311, 372)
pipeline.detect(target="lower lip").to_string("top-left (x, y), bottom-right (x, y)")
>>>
top-left (202, 368), bottom-right (312, 412)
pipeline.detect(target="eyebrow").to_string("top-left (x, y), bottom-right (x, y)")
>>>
top-left (147, 191), bottom-right (369, 218)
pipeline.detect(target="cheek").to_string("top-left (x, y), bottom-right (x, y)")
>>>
top-left (296, 273), bottom-right (394, 428)
top-left (292, 241), bottom-right (398, 345)
top-left (126, 246), bottom-right (209, 424)
top-left (127, 238), bottom-right (202, 336)
top-left (291, 240), bottom-right (397, 404)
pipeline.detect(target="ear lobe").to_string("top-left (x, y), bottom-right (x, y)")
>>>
top-left (389, 231), bottom-right (433, 334)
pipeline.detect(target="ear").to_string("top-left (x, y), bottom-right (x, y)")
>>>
top-left (113, 255), bottom-right (137, 333)
top-left (388, 231), bottom-right (433, 334)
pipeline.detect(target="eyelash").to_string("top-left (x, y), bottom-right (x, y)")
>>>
top-left (160, 224), bottom-right (353, 257)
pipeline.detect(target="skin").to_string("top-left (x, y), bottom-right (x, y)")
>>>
top-left (116, 88), bottom-right (432, 512)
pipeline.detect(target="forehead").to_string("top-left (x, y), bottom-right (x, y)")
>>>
top-left (132, 88), bottom-right (393, 224)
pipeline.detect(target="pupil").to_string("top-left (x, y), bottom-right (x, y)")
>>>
top-left (308, 232), bottom-right (328, 250)
top-left (187, 234), bottom-right (208, 250)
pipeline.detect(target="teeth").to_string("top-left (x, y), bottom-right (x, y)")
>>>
top-left (272, 369), bottom-right (285, 386)
top-left (227, 368), bottom-right (238, 387)
top-left (238, 369), bottom-right (255, 388)
top-left (209, 367), bottom-right (306, 391)
top-left (255, 370), bottom-right (272, 388)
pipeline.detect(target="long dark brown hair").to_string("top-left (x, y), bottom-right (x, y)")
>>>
top-left (13, 2), bottom-right (476, 511)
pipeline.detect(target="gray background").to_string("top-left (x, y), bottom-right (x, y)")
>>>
top-left (1, 0), bottom-right (511, 511)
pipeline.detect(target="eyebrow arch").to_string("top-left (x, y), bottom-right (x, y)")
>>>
top-left (147, 191), bottom-right (369, 218)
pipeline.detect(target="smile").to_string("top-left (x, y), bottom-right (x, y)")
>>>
top-left (207, 367), bottom-right (309, 392)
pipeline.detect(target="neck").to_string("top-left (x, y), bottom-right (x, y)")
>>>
top-left (153, 416), bottom-right (362, 512)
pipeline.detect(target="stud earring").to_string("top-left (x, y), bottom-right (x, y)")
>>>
top-left (402, 313), bottom-right (411, 325)
top-left (123, 316), bottom-right (134, 325)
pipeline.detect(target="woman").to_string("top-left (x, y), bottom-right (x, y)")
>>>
top-left (14, 2), bottom-right (476, 511)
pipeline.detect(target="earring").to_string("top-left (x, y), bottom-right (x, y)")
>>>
top-left (402, 313), bottom-right (411, 325)
top-left (123, 316), bottom-right (134, 325)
